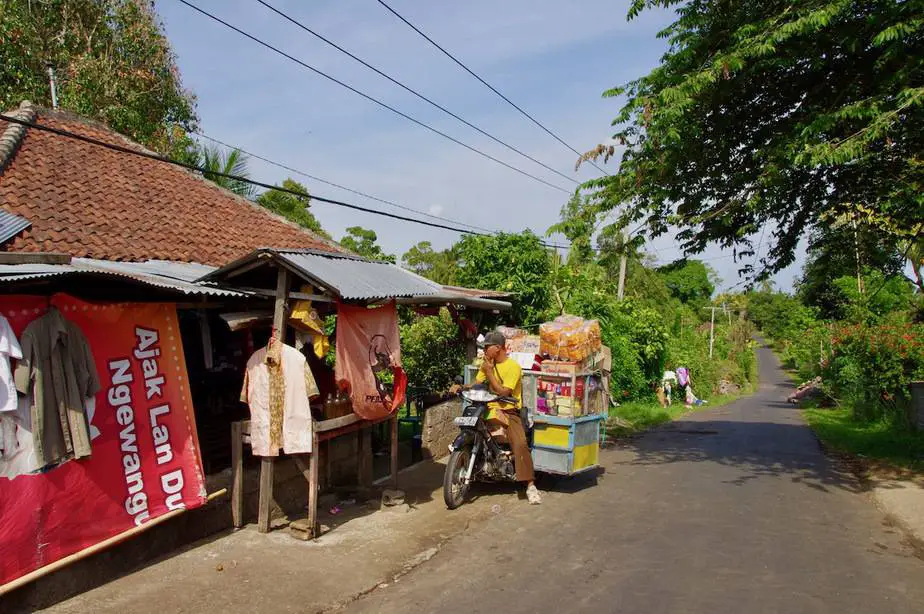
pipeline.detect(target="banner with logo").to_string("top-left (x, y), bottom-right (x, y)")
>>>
top-left (0, 295), bottom-right (206, 586)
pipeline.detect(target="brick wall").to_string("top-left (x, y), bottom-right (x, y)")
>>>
top-left (421, 398), bottom-right (463, 460)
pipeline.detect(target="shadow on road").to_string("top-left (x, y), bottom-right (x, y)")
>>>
top-left (610, 416), bottom-right (863, 495)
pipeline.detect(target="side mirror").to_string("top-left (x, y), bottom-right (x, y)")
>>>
top-left (453, 375), bottom-right (464, 385)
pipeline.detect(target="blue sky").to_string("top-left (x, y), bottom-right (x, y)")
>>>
top-left (155, 0), bottom-right (804, 291)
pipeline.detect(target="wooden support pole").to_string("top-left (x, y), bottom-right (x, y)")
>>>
top-left (358, 426), bottom-right (372, 488)
top-left (257, 266), bottom-right (290, 534)
top-left (390, 414), bottom-right (399, 489)
top-left (257, 458), bottom-right (274, 533)
top-left (308, 430), bottom-right (320, 537)
top-left (230, 421), bottom-right (244, 529)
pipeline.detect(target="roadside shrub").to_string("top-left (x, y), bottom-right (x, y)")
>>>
top-left (822, 322), bottom-right (924, 425)
top-left (400, 309), bottom-right (467, 393)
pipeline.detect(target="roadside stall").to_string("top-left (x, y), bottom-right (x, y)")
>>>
top-left (201, 247), bottom-right (462, 539)
top-left (464, 315), bottom-right (611, 477)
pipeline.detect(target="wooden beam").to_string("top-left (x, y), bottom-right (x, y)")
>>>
top-left (0, 252), bottom-right (71, 265)
top-left (257, 458), bottom-right (275, 533)
top-left (235, 286), bottom-right (335, 303)
top-left (230, 421), bottom-right (244, 529)
top-left (316, 413), bottom-right (361, 432)
top-left (272, 267), bottom-right (290, 335)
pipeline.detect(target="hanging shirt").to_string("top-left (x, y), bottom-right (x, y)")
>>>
top-left (0, 314), bottom-right (23, 412)
top-left (14, 307), bottom-right (100, 466)
top-left (241, 340), bottom-right (319, 456)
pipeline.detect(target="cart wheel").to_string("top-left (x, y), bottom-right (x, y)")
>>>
top-left (443, 447), bottom-right (472, 509)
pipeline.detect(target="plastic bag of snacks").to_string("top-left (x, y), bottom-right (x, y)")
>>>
top-left (539, 315), bottom-right (601, 361)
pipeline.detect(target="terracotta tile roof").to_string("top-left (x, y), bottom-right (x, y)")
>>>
top-left (0, 102), bottom-right (344, 265)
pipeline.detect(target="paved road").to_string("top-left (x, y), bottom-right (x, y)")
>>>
top-left (343, 346), bottom-right (924, 613)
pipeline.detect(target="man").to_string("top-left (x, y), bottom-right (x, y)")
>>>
top-left (475, 331), bottom-right (541, 505)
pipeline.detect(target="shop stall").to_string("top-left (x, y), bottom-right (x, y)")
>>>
top-left (464, 315), bottom-right (611, 478)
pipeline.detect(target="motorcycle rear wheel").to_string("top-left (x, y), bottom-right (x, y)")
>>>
top-left (443, 447), bottom-right (472, 509)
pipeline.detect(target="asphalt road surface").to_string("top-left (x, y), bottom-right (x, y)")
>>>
top-left (342, 346), bottom-right (924, 614)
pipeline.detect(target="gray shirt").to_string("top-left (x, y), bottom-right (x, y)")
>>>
top-left (14, 307), bottom-right (100, 466)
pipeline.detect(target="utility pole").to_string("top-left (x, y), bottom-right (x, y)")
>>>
top-left (702, 306), bottom-right (716, 359)
top-left (617, 254), bottom-right (627, 300)
top-left (46, 63), bottom-right (59, 109)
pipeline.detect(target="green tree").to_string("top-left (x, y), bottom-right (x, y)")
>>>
top-left (401, 241), bottom-right (458, 284)
top-left (340, 226), bottom-right (395, 262)
top-left (583, 0), bottom-right (924, 278)
top-left (400, 308), bottom-right (466, 393)
top-left (256, 178), bottom-right (329, 238)
top-left (0, 0), bottom-right (198, 157)
top-left (798, 223), bottom-right (904, 318)
top-left (547, 192), bottom-right (596, 267)
top-left (657, 259), bottom-right (717, 305)
top-left (454, 231), bottom-right (552, 324)
top-left (192, 144), bottom-right (255, 199)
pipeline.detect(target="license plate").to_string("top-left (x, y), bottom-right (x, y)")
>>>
top-left (454, 416), bottom-right (478, 427)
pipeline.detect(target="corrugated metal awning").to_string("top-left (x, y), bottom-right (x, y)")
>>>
top-left (0, 258), bottom-right (247, 297)
top-left (200, 248), bottom-right (442, 300)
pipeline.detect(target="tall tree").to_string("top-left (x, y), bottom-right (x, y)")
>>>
top-left (583, 0), bottom-right (924, 278)
top-left (798, 223), bottom-right (904, 317)
top-left (656, 259), bottom-right (717, 305)
top-left (0, 0), bottom-right (198, 156)
top-left (547, 192), bottom-right (596, 267)
top-left (454, 231), bottom-right (552, 324)
top-left (401, 241), bottom-right (458, 284)
top-left (256, 178), bottom-right (329, 238)
top-left (340, 226), bottom-right (395, 262)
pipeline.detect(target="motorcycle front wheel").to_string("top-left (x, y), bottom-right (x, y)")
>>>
top-left (443, 447), bottom-right (472, 509)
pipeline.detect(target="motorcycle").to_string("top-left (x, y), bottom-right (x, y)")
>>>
top-left (443, 384), bottom-right (530, 509)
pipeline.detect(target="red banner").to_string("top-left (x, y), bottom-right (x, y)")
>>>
top-left (0, 295), bottom-right (206, 586)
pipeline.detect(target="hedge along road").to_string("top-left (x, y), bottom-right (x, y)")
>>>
top-left (344, 344), bottom-right (924, 614)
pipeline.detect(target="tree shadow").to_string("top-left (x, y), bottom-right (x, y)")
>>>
top-left (611, 416), bottom-right (864, 495)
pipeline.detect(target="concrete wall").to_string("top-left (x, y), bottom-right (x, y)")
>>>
top-left (421, 398), bottom-right (462, 460)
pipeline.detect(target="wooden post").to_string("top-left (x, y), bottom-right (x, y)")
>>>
top-left (390, 414), bottom-right (399, 489)
top-left (308, 430), bottom-right (320, 537)
top-left (257, 458), bottom-right (274, 533)
top-left (231, 421), bottom-right (244, 528)
top-left (257, 266), bottom-right (290, 534)
top-left (357, 426), bottom-right (372, 488)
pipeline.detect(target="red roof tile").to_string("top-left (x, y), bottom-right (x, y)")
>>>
top-left (0, 104), bottom-right (343, 265)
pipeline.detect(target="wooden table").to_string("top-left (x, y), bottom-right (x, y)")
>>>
top-left (230, 413), bottom-right (399, 538)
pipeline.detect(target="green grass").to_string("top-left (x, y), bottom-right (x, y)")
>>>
top-left (607, 392), bottom-right (744, 437)
top-left (803, 408), bottom-right (924, 472)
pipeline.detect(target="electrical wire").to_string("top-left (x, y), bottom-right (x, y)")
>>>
top-left (254, 0), bottom-right (579, 187)
top-left (0, 112), bottom-right (571, 249)
top-left (175, 0), bottom-right (572, 195)
top-left (193, 131), bottom-right (495, 235)
top-left (375, 0), bottom-right (609, 177)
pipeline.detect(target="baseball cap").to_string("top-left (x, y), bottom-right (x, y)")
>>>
top-left (479, 331), bottom-right (506, 348)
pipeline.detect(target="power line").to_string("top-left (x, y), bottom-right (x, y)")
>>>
top-left (175, 0), bottom-right (572, 195)
top-left (194, 131), bottom-right (495, 235)
top-left (254, 0), bottom-right (579, 187)
top-left (0, 113), bottom-right (570, 249)
top-left (375, 0), bottom-right (609, 177)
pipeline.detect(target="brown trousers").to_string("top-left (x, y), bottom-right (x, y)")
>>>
top-left (493, 410), bottom-right (535, 483)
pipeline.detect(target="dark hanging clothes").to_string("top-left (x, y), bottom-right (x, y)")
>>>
top-left (14, 307), bottom-right (100, 466)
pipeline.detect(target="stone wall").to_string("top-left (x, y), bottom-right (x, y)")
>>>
top-left (421, 398), bottom-right (463, 460)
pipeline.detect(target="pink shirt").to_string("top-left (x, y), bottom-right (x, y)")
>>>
top-left (242, 344), bottom-right (319, 456)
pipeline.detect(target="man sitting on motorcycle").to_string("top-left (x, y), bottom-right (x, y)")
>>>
top-left (475, 331), bottom-right (542, 505)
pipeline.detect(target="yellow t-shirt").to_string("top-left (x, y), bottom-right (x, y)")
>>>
top-left (475, 357), bottom-right (522, 420)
